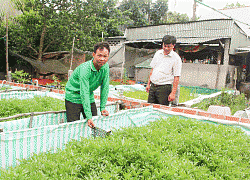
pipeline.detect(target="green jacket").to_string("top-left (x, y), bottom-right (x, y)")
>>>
top-left (65, 60), bottom-right (109, 120)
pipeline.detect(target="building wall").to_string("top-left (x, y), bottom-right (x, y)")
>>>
top-left (135, 64), bottom-right (237, 89)
top-left (135, 68), bottom-right (150, 83)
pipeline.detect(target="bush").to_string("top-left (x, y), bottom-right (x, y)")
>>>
top-left (11, 70), bottom-right (31, 83)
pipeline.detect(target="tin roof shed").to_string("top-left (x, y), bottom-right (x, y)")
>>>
top-left (124, 19), bottom-right (250, 55)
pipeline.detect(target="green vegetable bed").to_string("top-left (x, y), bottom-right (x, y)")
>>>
top-left (123, 86), bottom-right (205, 103)
top-left (0, 96), bottom-right (65, 121)
top-left (191, 91), bottom-right (247, 115)
top-left (1, 117), bottom-right (249, 179)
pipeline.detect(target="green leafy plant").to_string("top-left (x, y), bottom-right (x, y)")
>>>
top-left (0, 96), bottom-right (65, 121)
top-left (10, 70), bottom-right (31, 84)
top-left (192, 90), bottom-right (247, 115)
top-left (122, 87), bottom-right (204, 103)
top-left (109, 80), bottom-right (122, 85)
top-left (0, 117), bottom-right (249, 179)
top-left (123, 90), bottom-right (148, 100)
top-left (0, 87), bottom-right (11, 91)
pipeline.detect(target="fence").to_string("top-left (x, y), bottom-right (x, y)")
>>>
top-left (0, 102), bottom-right (119, 169)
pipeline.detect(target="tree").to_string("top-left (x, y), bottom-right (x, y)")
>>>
top-left (192, 0), bottom-right (202, 21)
top-left (223, 2), bottom-right (245, 9)
top-left (119, 0), bottom-right (149, 27)
top-left (149, 0), bottom-right (168, 25)
top-left (3, 0), bottom-right (128, 61)
top-left (164, 11), bottom-right (190, 23)
top-left (120, 0), bottom-right (190, 27)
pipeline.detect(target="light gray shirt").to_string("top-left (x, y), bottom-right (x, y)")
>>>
top-left (150, 49), bottom-right (182, 85)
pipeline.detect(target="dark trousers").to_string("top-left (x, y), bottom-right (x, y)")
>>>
top-left (147, 83), bottom-right (172, 106)
top-left (65, 100), bottom-right (97, 122)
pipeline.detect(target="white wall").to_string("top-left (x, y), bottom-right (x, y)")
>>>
top-left (134, 64), bottom-right (237, 89)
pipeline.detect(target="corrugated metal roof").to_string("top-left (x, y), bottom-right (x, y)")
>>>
top-left (199, 6), bottom-right (250, 36)
top-left (236, 47), bottom-right (250, 52)
top-left (177, 37), bottom-right (228, 44)
top-left (125, 19), bottom-right (234, 42)
top-left (124, 37), bottom-right (228, 45)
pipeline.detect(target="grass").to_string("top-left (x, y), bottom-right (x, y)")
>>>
top-left (0, 116), bottom-right (249, 179)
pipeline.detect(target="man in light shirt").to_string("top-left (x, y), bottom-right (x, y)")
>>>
top-left (146, 35), bottom-right (182, 106)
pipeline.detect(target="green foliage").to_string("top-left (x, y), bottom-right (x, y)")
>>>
top-left (6, 0), bottom-right (129, 60)
top-left (11, 70), bottom-right (31, 83)
top-left (1, 117), bottom-right (249, 178)
top-left (109, 80), bottom-right (122, 85)
top-left (224, 2), bottom-right (245, 9)
top-left (119, 0), bottom-right (190, 26)
top-left (122, 68), bottom-right (130, 85)
top-left (179, 86), bottom-right (198, 103)
top-left (0, 96), bottom-right (65, 120)
top-left (192, 91), bottom-right (247, 115)
top-left (123, 90), bottom-right (148, 100)
top-left (0, 87), bottom-right (11, 91)
top-left (164, 11), bottom-right (190, 23)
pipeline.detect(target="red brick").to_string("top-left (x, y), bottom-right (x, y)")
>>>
top-left (131, 102), bottom-right (139, 106)
top-left (225, 116), bottom-right (240, 122)
top-left (241, 118), bottom-right (250, 124)
top-left (183, 109), bottom-right (197, 115)
top-left (210, 114), bottom-right (224, 120)
top-left (153, 104), bottom-right (161, 108)
top-left (125, 105), bottom-right (131, 109)
top-left (198, 111), bottom-right (211, 117)
top-left (172, 107), bottom-right (184, 113)
top-left (141, 103), bottom-right (151, 107)
top-left (59, 90), bottom-right (65, 94)
top-left (52, 89), bottom-right (58, 93)
top-left (161, 106), bottom-right (171, 111)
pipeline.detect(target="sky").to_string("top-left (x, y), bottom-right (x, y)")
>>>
top-left (168, 0), bottom-right (250, 18)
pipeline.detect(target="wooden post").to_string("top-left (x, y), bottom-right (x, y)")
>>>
top-left (215, 52), bottom-right (222, 89)
top-left (70, 37), bottom-right (75, 70)
top-left (223, 39), bottom-right (230, 66)
top-left (6, 13), bottom-right (9, 81)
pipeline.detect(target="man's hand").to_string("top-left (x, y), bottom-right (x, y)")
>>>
top-left (101, 109), bottom-right (109, 116)
top-left (146, 84), bottom-right (150, 93)
top-left (168, 92), bottom-right (176, 102)
top-left (87, 119), bottom-right (95, 128)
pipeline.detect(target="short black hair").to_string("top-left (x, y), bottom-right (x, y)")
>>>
top-left (162, 35), bottom-right (176, 45)
top-left (94, 42), bottom-right (110, 53)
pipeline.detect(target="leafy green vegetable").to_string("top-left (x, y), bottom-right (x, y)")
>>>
top-left (192, 91), bottom-right (247, 115)
top-left (1, 117), bottom-right (249, 179)
top-left (122, 87), bottom-right (202, 103)
top-left (0, 96), bottom-right (65, 121)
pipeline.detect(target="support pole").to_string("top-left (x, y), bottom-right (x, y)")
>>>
top-left (70, 37), bottom-right (75, 71)
top-left (6, 13), bottom-right (9, 81)
top-left (68, 37), bottom-right (75, 80)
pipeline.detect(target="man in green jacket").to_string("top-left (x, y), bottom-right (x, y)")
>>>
top-left (65, 42), bottom-right (110, 128)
